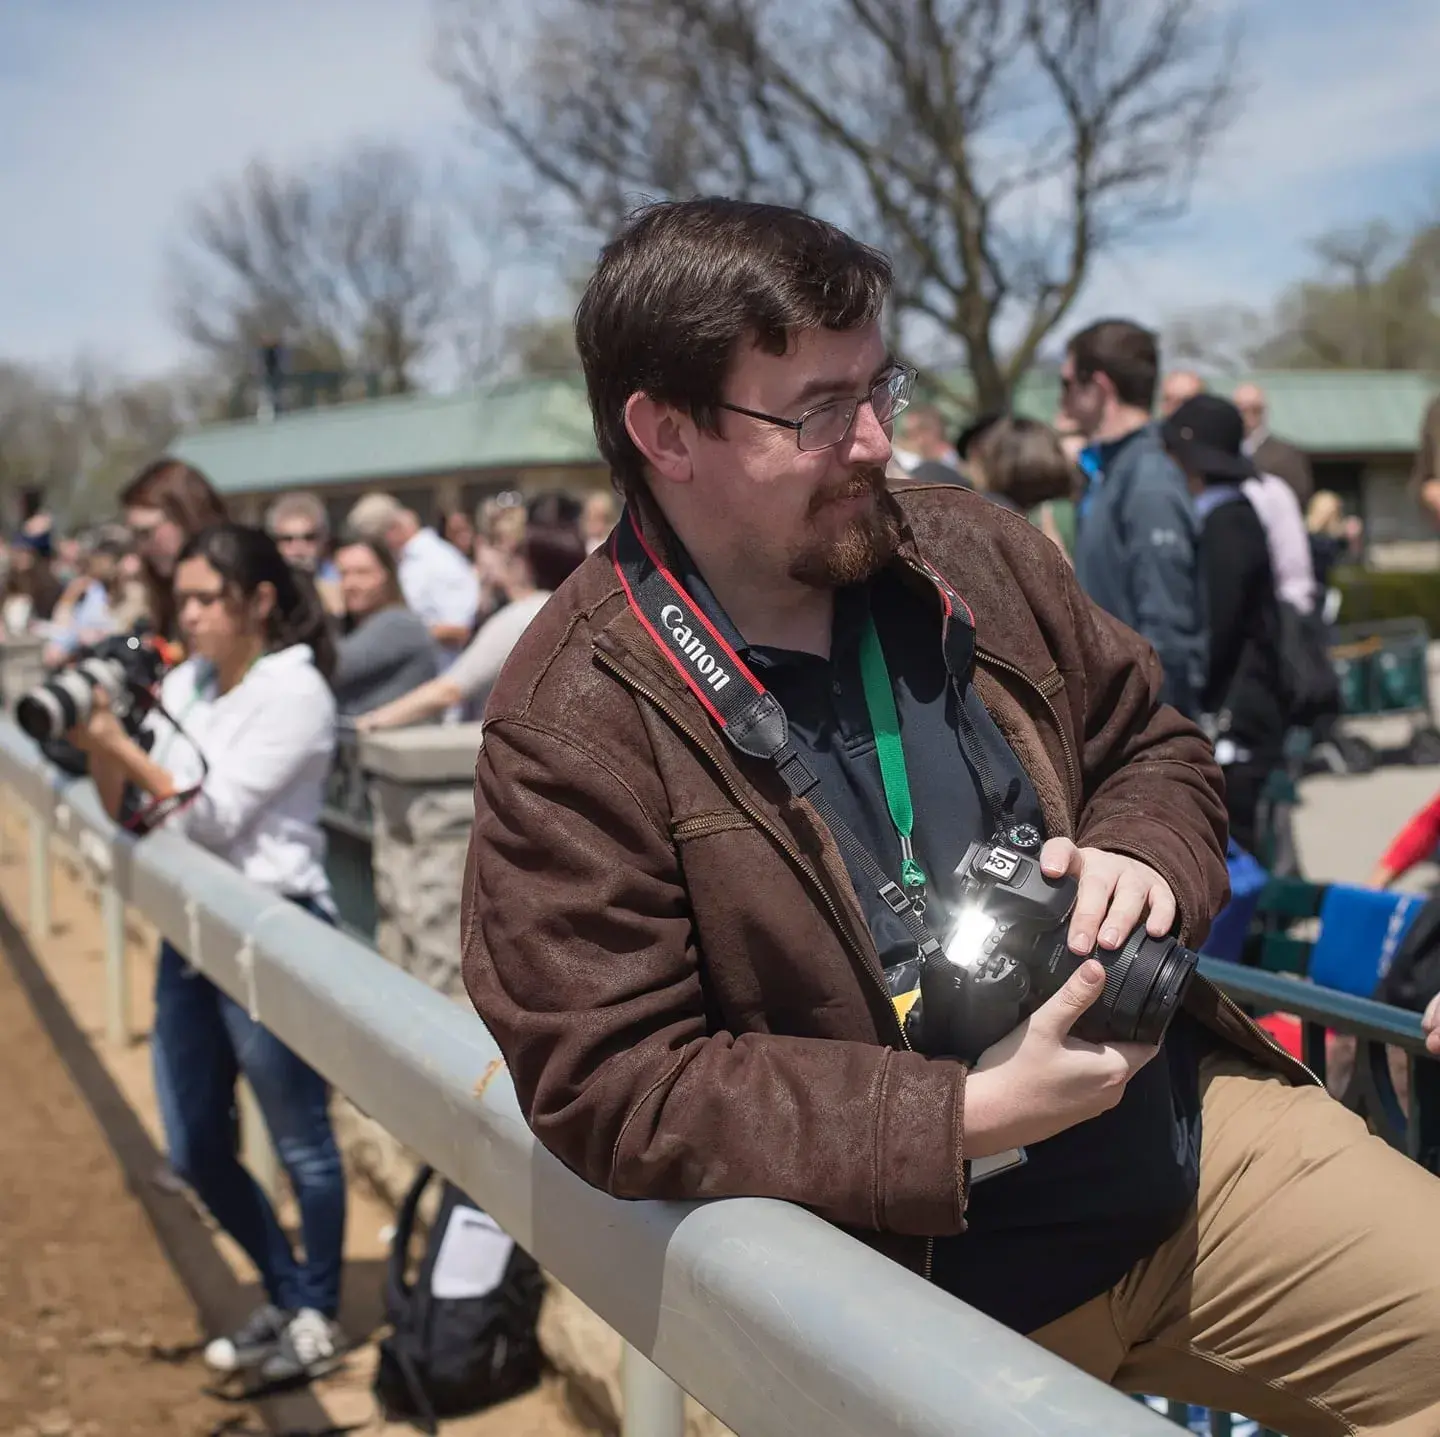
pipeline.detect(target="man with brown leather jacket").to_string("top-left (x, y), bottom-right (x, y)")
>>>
top-left (462, 199), bottom-right (1440, 1434)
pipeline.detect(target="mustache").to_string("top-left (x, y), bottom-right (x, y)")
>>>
top-left (808, 466), bottom-right (889, 516)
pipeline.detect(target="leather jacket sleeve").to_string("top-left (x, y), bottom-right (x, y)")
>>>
top-left (461, 715), bottom-right (969, 1236)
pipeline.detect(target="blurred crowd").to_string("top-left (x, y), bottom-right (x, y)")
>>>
top-left (0, 321), bottom-right (1426, 1402)
top-left (0, 458), bottom-right (604, 1391)
top-left (1, 469), bottom-right (610, 734)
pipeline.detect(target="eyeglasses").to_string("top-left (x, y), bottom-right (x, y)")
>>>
top-left (719, 365), bottom-right (915, 452)
top-left (273, 529), bottom-right (321, 545)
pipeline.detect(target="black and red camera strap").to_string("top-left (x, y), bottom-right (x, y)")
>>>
top-left (610, 507), bottom-right (950, 963)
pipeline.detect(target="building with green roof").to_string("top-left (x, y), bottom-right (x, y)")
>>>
top-left (170, 375), bottom-right (608, 532)
top-left (169, 368), bottom-right (1439, 556)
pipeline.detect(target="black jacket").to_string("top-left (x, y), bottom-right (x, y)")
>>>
top-left (1196, 488), bottom-right (1285, 753)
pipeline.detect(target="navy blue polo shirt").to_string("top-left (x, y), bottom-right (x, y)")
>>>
top-left (679, 557), bottom-right (1204, 1334)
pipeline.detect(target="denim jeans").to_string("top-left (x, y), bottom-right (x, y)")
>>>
top-left (151, 895), bottom-right (346, 1316)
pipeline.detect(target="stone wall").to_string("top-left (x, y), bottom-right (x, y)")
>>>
top-left (348, 726), bottom-right (731, 1435)
top-left (0, 637), bottom-right (46, 716)
top-left (359, 725), bottom-right (482, 998)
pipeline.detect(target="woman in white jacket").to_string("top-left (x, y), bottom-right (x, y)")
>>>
top-left (71, 524), bottom-right (346, 1387)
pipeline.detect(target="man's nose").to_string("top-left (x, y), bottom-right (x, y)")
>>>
top-left (849, 398), bottom-right (893, 465)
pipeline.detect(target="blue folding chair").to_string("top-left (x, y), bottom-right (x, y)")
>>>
top-left (1305, 886), bottom-right (1425, 997)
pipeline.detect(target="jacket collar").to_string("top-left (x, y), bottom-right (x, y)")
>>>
top-left (599, 487), bottom-right (978, 698)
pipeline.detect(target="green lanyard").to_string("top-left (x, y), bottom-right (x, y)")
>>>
top-left (857, 612), bottom-right (927, 901)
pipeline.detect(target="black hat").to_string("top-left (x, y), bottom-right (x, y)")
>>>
top-left (1161, 394), bottom-right (1256, 482)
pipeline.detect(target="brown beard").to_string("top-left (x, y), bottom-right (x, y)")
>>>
top-left (787, 466), bottom-right (901, 588)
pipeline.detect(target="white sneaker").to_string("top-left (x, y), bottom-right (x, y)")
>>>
top-left (257, 1307), bottom-right (345, 1384)
top-left (203, 1302), bottom-right (291, 1373)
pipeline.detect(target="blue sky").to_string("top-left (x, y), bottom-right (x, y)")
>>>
top-left (2, 0), bottom-right (1438, 381)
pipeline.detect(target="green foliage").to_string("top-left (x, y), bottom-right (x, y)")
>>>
top-left (1257, 221), bottom-right (1440, 371)
top-left (1333, 566), bottom-right (1440, 633)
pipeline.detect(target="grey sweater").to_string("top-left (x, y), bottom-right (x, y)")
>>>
top-left (333, 608), bottom-right (441, 717)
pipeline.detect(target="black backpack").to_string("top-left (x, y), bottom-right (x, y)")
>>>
top-left (1275, 600), bottom-right (1342, 730)
top-left (374, 1166), bottom-right (546, 1433)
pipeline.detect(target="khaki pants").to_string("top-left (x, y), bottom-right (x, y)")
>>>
top-left (1031, 1053), bottom-right (1440, 1436)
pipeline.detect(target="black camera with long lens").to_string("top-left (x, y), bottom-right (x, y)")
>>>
top-left (898, 839), bottom-right (1197, 1065)
top-left (15, 627), bottom-right (167, 747)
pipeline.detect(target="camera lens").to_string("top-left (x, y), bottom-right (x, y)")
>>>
top-left (1091, 928), bottom-right (1198, 1045)
top-left (15, 671), bottom-right (92, 743)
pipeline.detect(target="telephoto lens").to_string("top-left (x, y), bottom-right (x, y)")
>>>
top-left (15, 658), bottom-right (125, 744)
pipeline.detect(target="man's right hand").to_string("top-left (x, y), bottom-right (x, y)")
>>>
top-left (963, 959), bottom-right (1160, 1158)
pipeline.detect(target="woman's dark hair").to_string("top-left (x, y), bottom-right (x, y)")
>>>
top-left (575, 198), bottom-right (892, 500)
top-left (970, 417), bottom-right (1080, 510)
top-left (121, 457), bottom-right (229, 637)
top-left (335, 536), bottom-right (404, 623)
top-left (178, 524), bottom-right (337, 683)
top-left (521, 523), bottom-right (586, 593)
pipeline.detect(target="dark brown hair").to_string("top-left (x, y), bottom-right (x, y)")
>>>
top-left (335, 536), bottom-right (404, 613)
top-left (574, 198), bottom-right (892, 499)
top-left (971, 418), bottom-right (1080, 510)
top-left (521, 523), bottom-right (586, 593)
top-left (178, 524), bottom-right (337, 683)
top-left (120, 458), bottom-right (229, 637)
top-left (1066, 319), bottom-right (1160, 412)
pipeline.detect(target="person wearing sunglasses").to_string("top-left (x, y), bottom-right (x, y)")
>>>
top-left (265, 491), bottom-right (344, 618)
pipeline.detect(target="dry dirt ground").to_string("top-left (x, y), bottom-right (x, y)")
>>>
top-left (0, 810), bottom-right (589, 1437)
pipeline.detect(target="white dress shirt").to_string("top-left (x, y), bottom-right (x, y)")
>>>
top-left (397, 528), bottom-right (481, 633)
top-left (144, 644), bottom-right (336, 898)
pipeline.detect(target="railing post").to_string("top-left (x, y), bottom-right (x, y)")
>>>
top-left (100, 881), bottom-right (130, 1046)
top-left (27, 809), bottom-right (51, 939)
top-left (622, 1344), bottom-right (686, 1437)
top-left (238, 1077), bottom-right (281, 1205)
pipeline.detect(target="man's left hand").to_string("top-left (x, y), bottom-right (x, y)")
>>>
top-left (1423, 992), bottom-right (1440, 1058)
top-left (1040, 837), bottom-right (1177, 956)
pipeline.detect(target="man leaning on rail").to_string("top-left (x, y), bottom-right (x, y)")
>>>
top-left (460, 198), bottom-right (1440, 1436)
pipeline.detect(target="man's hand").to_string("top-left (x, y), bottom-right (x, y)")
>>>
top-left (1040, 837), bottom-right (1177, 956)
top-left (964, 959), bottom-right (1160, 1156)
top-left (1423, 992), bottom-right (1440, 1058)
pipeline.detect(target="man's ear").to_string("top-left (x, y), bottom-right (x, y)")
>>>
top-left (624, 393), bottom-right (696, 487)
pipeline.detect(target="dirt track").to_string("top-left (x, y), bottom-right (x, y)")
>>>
top-left (0, 922), bottom-right (240, 1437)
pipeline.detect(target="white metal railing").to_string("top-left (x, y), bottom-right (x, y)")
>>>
top-left (0, 718), bottom-right (1174, 1437)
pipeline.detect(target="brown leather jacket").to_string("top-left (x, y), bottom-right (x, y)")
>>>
top-left (461, 483), bottom-right (1312, 1274)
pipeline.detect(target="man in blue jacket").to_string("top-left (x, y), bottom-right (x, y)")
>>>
top-left (1062, 320), bottom-right (1206, 718)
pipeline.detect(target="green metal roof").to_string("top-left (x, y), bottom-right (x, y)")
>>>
top-left (171, 368), bottom-right (1440, 496)
top-left (169, 376), bottom-right (601, 496)
top-left (935, 370), bottom-right (1440, 455)
top-left (1227, 370), bottom-right (1439, 455)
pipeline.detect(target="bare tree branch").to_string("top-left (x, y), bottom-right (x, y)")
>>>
top-left (438, 0), bottom-right (1240, 410)
top-left (167, 144), bottom-right (464, 400)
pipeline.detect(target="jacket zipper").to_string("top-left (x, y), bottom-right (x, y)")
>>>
top-left (975, 648), bottom-right (1080, 810)
top-left (595, 649), bottom-right (909, 1051)
top-left (597, 650), bottom-right (939, 1281)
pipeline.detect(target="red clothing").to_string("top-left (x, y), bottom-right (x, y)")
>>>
top-left (1380, 791), bottom-right (1440, 876)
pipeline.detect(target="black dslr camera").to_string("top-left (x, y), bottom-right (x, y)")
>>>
top-left (896, 839), bottom-right (1197, 1065)
top-left (15, 627), bottom-right (169, 773)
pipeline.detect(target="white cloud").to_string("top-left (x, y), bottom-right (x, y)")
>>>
top-left (0, 0), bottom-right (462, 373)
top-left (1066, 0), bottom-right (1440, 335)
